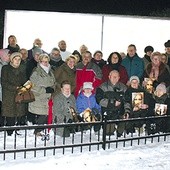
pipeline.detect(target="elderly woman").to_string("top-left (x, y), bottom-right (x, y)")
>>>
top-left (102, 52), bottom-right (128, 85)
top-left (28, 53), bottom-right (55, 137)
top-left (1, 52), bottom-right (27, 135)
top-left (54, 55), bottom-right (77, 94)
top-left (124, 76), bottom-right (155, 134)
top-left (143, 52), bottom-right (170, 88)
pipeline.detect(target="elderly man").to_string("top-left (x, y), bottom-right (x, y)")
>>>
top-left (96, 70), bottom-right (128, 137)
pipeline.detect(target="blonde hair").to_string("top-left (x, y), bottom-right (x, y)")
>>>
top-left (65, 55), bottom-right (78, 64)
top-left (39, 53), bottom-right (50, 62)
top-left (151, 51), bottom-right (162, 61)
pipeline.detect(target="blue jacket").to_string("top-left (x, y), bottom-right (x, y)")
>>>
top-left (121, 54), bottom-right (144, 79)
top-left (76, 92), bottom-right (101, 114)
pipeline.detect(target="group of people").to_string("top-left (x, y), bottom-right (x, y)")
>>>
top-left (0, 35), bottom-right (170, 138)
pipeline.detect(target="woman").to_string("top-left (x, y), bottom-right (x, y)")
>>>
top-left (152, 83), bottom-right (170, 133)
top-left (53, 80), bottom-right (77, 137)
top-left (102, 52), bottom-right (128, 85)
top-left (28, 53), bottom-right (56, 137)
top-left (54, 55), bottom-right (77, 94)
top-left (1, 52), bottom-right (27, 135)
top-left (124, 76), bottom-right (154, 134)
top-left (143, 52), bottom-right (170, 88)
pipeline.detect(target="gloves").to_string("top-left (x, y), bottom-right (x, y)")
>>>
top-left (45, 87), bottom-right (54, 93)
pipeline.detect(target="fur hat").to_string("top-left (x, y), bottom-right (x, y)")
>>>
top-left (10, 52), bottom-right (22, 61)
top-left (144, 46), bottom-right (154, 53)
top-left (156, 83), bottom-right (167, 93)
top-left (83, 82), bottom-right (93, 90)
top-left (129, 76), bottom-right (140, 83)
top-left (164, 40), bottom-right (170, 47)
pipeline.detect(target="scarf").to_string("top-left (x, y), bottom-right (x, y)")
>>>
top-left (40, 63), bottom-right (51, 74)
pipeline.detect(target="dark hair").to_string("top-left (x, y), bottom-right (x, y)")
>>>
top-left (144, 46), bottom-right (154, 53)
top-left (128, 44), bottom-right (136, 50)
top-left (52, 47), bottom-right (60, 52)
top-left (93, 50), bottom-right (103, 57)
top-left (107, 52), bottom-right (122, 64)
top-left (60, 80), bottom-right (71, 88)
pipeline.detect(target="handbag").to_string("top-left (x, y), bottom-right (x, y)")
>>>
top-left (15, 90), bottom-right (35, 103)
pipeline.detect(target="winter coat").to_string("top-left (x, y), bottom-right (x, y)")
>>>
top-left (91, 58), bottom-right (106, 69)
top-left (28, 64), bottom-right (56, 116)
top-left (54, 63), bottom-right (76, 94)
top-left (124, 86), bottom-right (155, 118)
top-left (75, 62), bottom-right (102, 97)
top-left (121, 54), bottom-right (144, 79)
top-left (143, 62), bottom-right (170, 87)
top-left (143, 54), bottom-right (151, 69)
top-left (102, 64), bottom-right (128, 85)
top-left (96, 80), bottom-right (127, 119)
top-left (49, 58), bottom-right (64, 71)
top-left (26, 58), bottom-right (38, 79)
top-left (1, 63), bottom-right (27, 117)
top-left (76, 92), bottom-right (101, 114)
top-left (53, 92), bottom-right (76, 137)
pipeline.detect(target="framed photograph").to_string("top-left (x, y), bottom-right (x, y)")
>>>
top-left (155, 103), bottom-right (167, 115)
top-left (144, 78), bottom-right (154, 94)
top-left (132, 92), bottom-right (144, 108)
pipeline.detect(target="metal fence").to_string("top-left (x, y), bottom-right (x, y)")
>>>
top-left (0, 115), bottom-right (170, 161)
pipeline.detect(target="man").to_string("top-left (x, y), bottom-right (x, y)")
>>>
top-left (58, 40), bottom-right (71, 61)
top-left (28, 38), bottom-right (46, 61)
top-left (96, 70), bottom-right (128, 137)
top-left (7, 35), bottom-right (20, 53)
top-left (122, 44), bottom-right (144, 83)
top-left (75, 51), bottom-right (102, 97)
top-left (164, 40), bottom-right (170, 67)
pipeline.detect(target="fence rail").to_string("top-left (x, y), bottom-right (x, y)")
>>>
top-left (0, 115), bottom-right (170, 160)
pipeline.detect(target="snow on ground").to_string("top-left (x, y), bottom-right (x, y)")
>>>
top-left (0, 128), bottom-right (170, 170)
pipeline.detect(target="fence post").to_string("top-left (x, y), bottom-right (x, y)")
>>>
top-left (102, 112), bottom-right (107, 150)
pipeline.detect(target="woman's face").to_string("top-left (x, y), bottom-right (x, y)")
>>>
top-left (94, 52), bottom-right (102, 61)
top-left (11, 56), bottom-right (21, 68)
top-left (40, 58), bottom-right (49, 67)
top-left (160, 54), bottom-right (167, 64)
top-left (67, 58), bottom-right (76, 69)
top-left (152, 55), bottom-right (160, 65)
top-left (134, 94), bottom-right (143, 106)
top-left (131, 79), bottom-right (139, 89)
top-left (61, 84), bottom-right (71, 96)
top-left (146, 80), bottom-right (153, 92)
top-left (111, 54), bottom-right (119, 64)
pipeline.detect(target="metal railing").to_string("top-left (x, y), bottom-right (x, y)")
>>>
top-left (0, 115), bottom-right (170, 160)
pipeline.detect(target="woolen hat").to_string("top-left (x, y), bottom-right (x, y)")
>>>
top-left (156, 84), bottom-right (167, 93)
top-left (83, 82), bottom-right (93, 90)
top-left (164, 40), bottom-right (170, 47)
top-left (10, 52), bottom-right (22, 61)
top-left (144, 46), bottom-right (154, 53)
top-left (32, 47), bottom-right (43, 57)
top-left (129, 76), bottom-right (140, 83)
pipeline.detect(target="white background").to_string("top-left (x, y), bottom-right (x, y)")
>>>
top-left (3, 10), bottom-right (170, 59)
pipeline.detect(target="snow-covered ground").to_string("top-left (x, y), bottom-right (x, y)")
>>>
top-left (0, 128), bottom-right (170, 170)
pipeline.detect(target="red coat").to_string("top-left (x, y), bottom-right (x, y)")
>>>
top-left (75, 62), bottom-right (102, 97)
top-left (102, 64), bottom-right (128, 85)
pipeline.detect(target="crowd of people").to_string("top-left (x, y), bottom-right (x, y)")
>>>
top-left (0, 35), bottom-right (170, 138)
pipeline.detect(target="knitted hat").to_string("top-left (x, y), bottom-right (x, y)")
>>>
top-left (83, 82), bottom-right (93, 90)
top-left (129, 76), bottom-right (140, 83)
top-left (144, 46), bottom-right (154, 53)
top-left (32, 47), bottom-right (43, 57)
top-left (10, 52), bottom-right (22, 61)
top-left (156, 84), bottom-right (167, 93)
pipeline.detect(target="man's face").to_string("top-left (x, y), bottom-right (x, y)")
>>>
top-left (82, 53), bottom-right (91, 65)
top-left (109, 72), bottom-right (120, 85)
top-left (127, 46), bottom-right (136, 57)
top-left (8, 36), bottom-right (17, 46)
top-left (59, 41), bottom-right (66, 51)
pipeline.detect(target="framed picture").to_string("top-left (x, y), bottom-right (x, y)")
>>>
top-left (155, 103), bottom-right (167, 115)
top-left (132, 92), bottom-right (144, 108)
top-left (144, 78), bottom-right (154, 94)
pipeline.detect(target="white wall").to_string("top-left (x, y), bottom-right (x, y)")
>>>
top-left (4, 10), bottom-right (170, 60)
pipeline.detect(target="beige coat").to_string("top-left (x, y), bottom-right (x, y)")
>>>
top-left (28, 64), bottom-right (56, 115)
